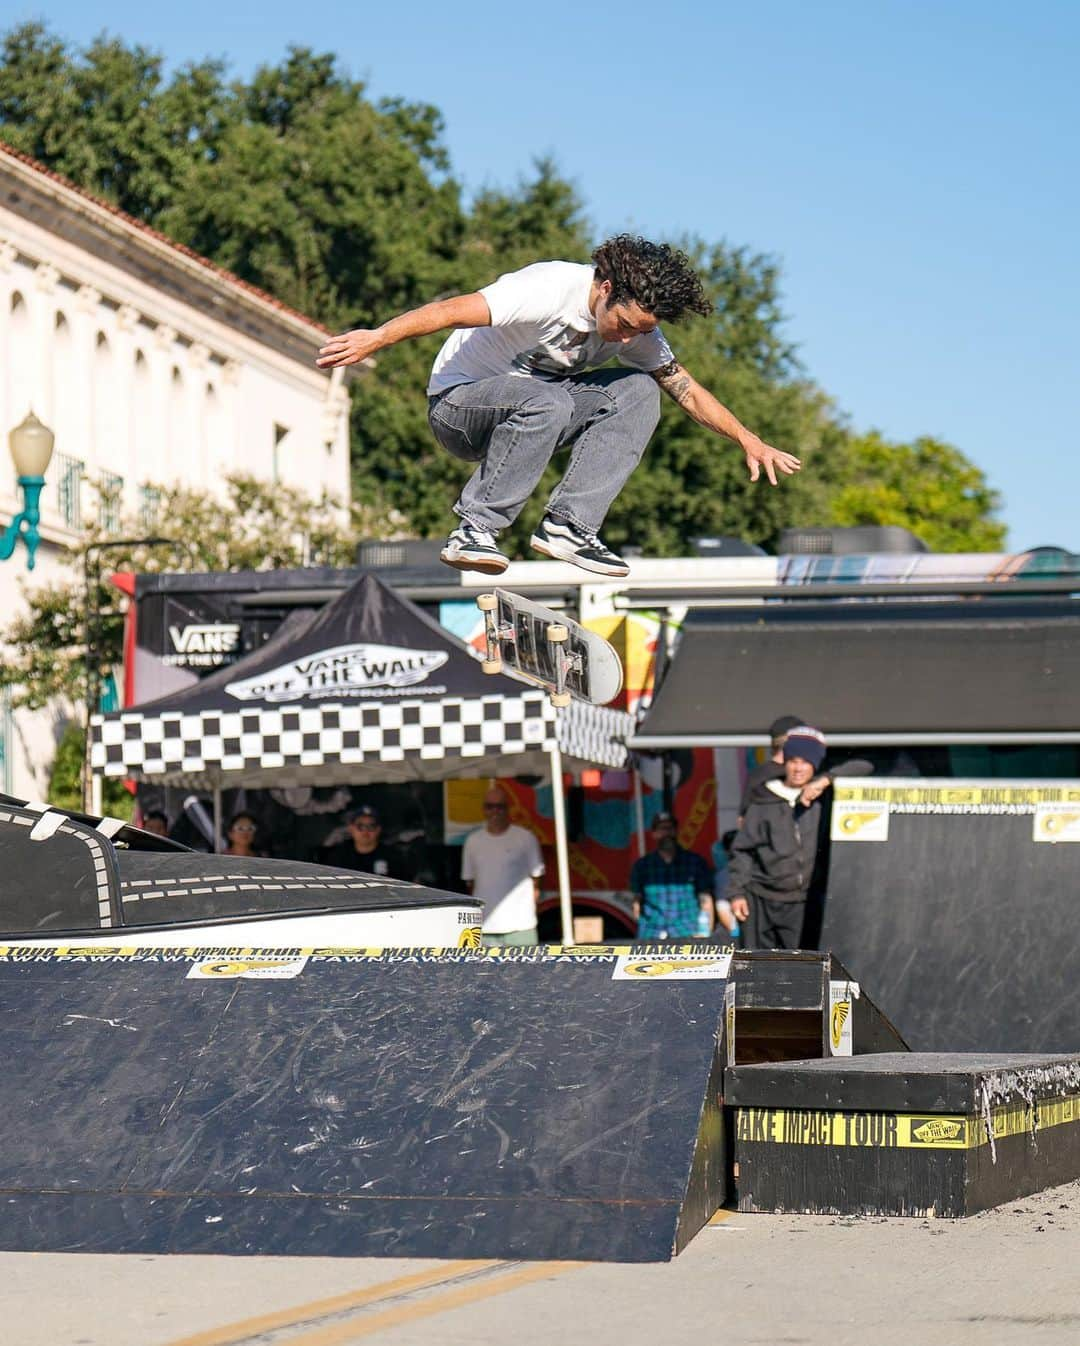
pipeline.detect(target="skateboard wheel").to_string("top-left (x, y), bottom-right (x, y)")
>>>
top-left (482, 659), bottom-right (503, 674)
top-left (476, 593), bottom-right (498, 612)
top-left (547, 624), bottom-right (568, 643)
top-left (550, 691), bottom-right (571, 708)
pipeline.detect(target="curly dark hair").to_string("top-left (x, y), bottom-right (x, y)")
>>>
top-left (591, 235), bottom-right (712, 322)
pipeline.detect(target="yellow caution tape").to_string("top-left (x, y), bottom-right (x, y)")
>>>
top-left (737, 1094), bottom-right (1080, 1150)
top-left (835, 785), bottom-right (1080, 807)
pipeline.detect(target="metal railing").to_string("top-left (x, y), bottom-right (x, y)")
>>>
top-left (55, 453), bottom-right (85, 530)
top-left (98, 471), bottom-right (125, 535)
top-left (138, 484), bottom-right (163, 531)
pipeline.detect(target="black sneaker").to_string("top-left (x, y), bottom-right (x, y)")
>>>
top-left (440, 522), bottom-right (509, 574)
top-left (530, 516), bottom-right (630, 577)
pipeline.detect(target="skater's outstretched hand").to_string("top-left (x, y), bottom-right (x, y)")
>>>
top-left (316, 294), bottom-right (491, 371)
top-left (651, 362), bottom-right (802, 484)
top-left (316, 329), bottom-right (381, 369)
top-left (741, 434), bottom-right (802, 486)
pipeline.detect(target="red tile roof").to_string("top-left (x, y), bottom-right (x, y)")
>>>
top-left (0, 138), bottom-right (331, 336)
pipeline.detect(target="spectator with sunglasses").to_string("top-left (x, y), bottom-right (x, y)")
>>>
top-left (324, 805), bottom-right (404, 879)
top-left (461, 784), bottom-right (545, 946)
top-left (223, 811), bottom-right (263, 858)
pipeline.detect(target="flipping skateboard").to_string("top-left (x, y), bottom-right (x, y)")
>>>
top-left (476, 589), bottom-right (623, 707)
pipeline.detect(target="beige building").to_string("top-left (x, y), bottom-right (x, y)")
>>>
top-left (0, 140), bottom-right (352, 798)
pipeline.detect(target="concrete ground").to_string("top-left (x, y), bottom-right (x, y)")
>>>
top-left (4, 1180), bottom-right (1080, 1346)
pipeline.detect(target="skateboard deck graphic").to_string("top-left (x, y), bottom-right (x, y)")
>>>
top-left (477, 590), bottom-right (623, 707)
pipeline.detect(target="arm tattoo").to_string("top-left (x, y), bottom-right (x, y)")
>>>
top-left (651, 360), bottom-right (694, 408)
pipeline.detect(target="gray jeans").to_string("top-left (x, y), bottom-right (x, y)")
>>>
top-left (427, 368), bottom-right (661, 534)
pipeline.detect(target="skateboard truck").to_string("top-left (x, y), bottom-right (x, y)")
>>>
top-left (546, 622), bottom-right (575, 709)
top-left (477, 592), bottom-right (579, 708)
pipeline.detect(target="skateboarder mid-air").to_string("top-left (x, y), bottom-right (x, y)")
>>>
top-left (316, 235), bottom-right (801, 578)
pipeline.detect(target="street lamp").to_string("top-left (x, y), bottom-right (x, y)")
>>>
top-left (1, 411), bottom-right (55, 569)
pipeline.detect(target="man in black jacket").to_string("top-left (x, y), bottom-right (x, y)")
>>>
top-left (737, 712), bottom-right (805, 824)
top-left (726, 726), bottom-right (832, 950)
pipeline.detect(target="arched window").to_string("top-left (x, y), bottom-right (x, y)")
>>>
top-left (167, 363), bottom-right (196, 484)
top-left (132, 350), bottom-right (160, 524)
top-left (50, 313), bottom-right (82, 520)
top-left (131, 350), bottom-right (152, 462)
top-left (6, 291), bottom-right (34, 428)
top-left (49, 311), bottom-right (72, 426)
top-left (203, 381), bottom-right (226, 488)
top-left (93, 333), bottom-right (124, 531)
top-left (92, 332), bottom-right (116, 454)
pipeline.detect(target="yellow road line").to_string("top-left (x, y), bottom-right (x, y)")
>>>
top-left (162, 1261), bottom-right (501, 1346)
top-left (280, 1260), bottom-right (585, 1346)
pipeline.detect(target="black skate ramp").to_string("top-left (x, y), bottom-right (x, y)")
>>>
top-left (0, 796), bottom-right (478, 936)
top-left (822, 779), bottom-right (1080, 1052)
top-left (0, 946), bottom-right (732, 1262)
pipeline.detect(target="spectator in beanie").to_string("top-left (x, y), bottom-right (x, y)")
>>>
top-left (726, 726), bottom-right (833, 950)
top-left (738, 713), bottom-right (806, 823)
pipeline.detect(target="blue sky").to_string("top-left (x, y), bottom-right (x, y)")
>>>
top-left (15, 1), bottom-right (1079, 550)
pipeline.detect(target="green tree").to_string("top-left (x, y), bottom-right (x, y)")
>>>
top-left (823, 431), bottom-right (1006, 552)
top-left (0, 23), bottom-right (228, 221)
top-left (0, 27), bottom-right (467, 323)
top-left (159, 50), bottom-right (466, 323)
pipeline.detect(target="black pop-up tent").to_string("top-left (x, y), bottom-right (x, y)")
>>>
top-left (91, 573), bottom-right (633, 936)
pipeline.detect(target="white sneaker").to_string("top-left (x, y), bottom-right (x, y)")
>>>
top-left (440, 522), bottom-right (509, 574)
top-left (530, 516), bottom-right (629, 577)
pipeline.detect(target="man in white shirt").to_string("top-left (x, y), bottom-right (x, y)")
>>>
top-left (317, 235), bottom-right (801, 577)
top-left (461, 785), bottom-right (545, 946)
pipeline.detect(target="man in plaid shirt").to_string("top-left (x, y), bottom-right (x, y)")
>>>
top-left (630, 812), bottom-right (715, 939)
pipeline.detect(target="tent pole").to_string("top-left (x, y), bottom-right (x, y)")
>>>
top-left (632, 764), bottom-right (646, 858)
top-left (212, 782), bottom-right (222, 854)
top-left (547, 742), bottom-right (573, 944)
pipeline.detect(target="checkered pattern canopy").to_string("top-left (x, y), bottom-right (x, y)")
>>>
top-left (91, 574), bottom-right (631, 788)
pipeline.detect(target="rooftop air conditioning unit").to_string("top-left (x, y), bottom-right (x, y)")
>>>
top-left (355, 539), bottom-right (446, 569)
top-left (692, 536), bottom-right (768, 559)
top-left (778, 525), bottom-right (929, 556)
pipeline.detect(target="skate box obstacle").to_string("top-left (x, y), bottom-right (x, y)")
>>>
top-left (727, 1052), bottom-right (1080, 1217)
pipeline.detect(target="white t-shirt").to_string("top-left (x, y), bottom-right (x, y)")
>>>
top-left (461, 822), bottom-right (545, 934)
top-left (427, 261), bottom-right (675, 395)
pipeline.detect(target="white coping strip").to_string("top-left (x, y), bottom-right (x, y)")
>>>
top-left (29, 811), bottom-right (67, 841)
